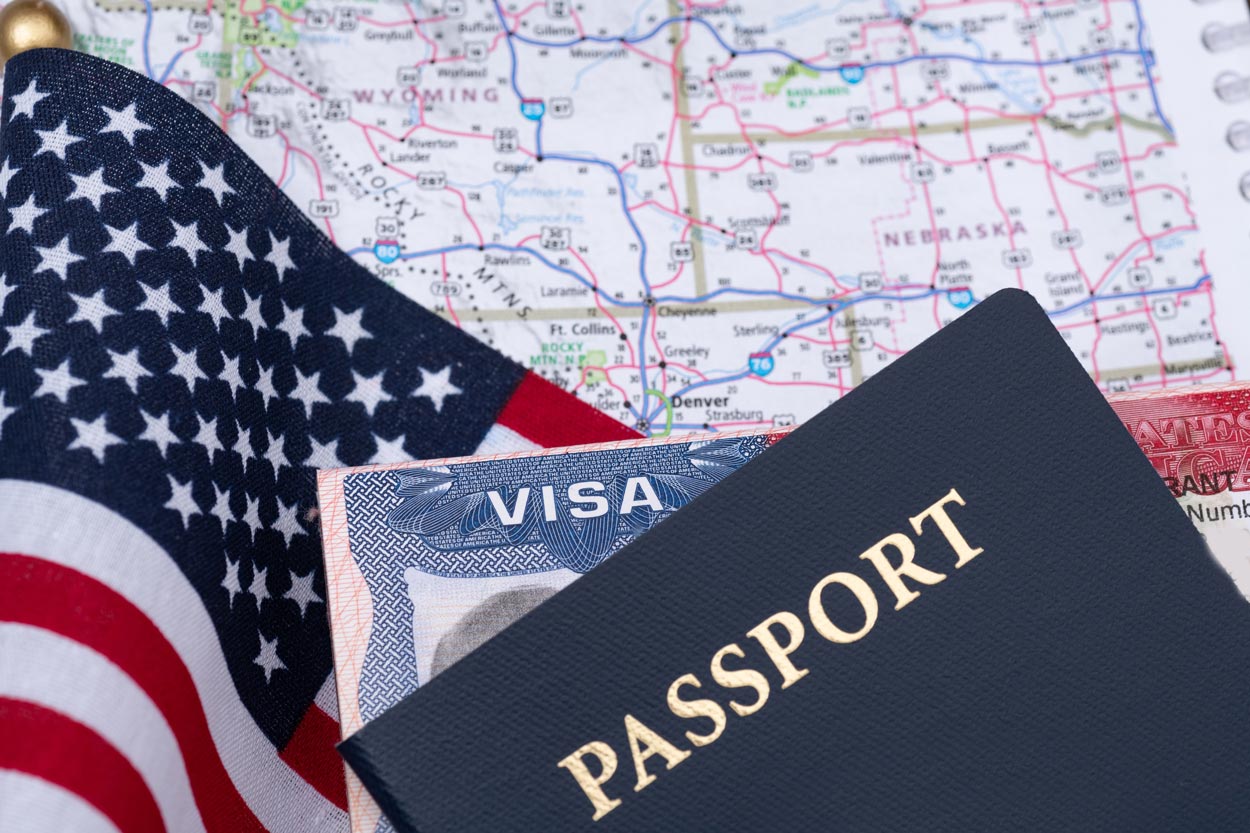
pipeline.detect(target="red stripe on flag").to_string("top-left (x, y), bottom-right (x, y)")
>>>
top-left (499, 372), bottom-right (640, 448)
top-left (0, 696), bottom-right (166, 833)
top-left (279, 703), bottom-right (348, 811)
top-left (0, 553), bottom-right (266, 833)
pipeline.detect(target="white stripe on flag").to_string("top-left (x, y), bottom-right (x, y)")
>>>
top-left (0, 769), bottom-right (123, 833)
top-left (472, 422), bottom-right (541, 457)
top-left (0, 622), bottom-right (210, 833)
top-left (0, 479), bottom-right (348, 833)
top-left (314, 672), bottom-right (340, 721)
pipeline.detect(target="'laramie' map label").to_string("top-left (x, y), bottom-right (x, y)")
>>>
top-left (85, 0), bottom-right (1243, 436)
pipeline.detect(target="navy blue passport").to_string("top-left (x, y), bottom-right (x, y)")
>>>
top-left (339, 289), bottom-right (1250, 832)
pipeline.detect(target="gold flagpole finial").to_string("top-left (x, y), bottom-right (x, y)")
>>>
top-left (0, 0), bottom-right (73, 63)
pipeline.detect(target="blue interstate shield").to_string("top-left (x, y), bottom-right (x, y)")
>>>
top-left (748, 352), bottom-right (775, 376)
top-left (520, 98), bottom-right (545, 120)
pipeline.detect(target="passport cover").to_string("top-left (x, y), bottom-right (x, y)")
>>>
top-left (339, 289), bottom-right (1250, 832)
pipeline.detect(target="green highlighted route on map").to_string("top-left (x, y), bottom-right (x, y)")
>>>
top-left (763, 62), bottom-right (850, 107)
top-left (645, 389), bottom-right (674, 437)
top-left (763, 62), bottom-right (820, 96)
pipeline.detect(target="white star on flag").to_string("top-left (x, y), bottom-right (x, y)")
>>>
top-left (33, 235), bottom-right (84, 279)
top-left (347, 370), bottom-right (392, 416)
top-left (307, 436), bottom-right (342, 468)
top-left (34, 359), bottom-right (85, 403)
top-left (164, 474), bottom-right (199, 527)
top-left (8, 194), bottom-right (47, 235)
top-left (140, 410), bottom-right (179, 457)
top-left (223, 225), bottom-right (253, 268)
top-left (249, 564), bottom-right (270, 605)
top-left (267, 232), bottom-right (296, 277)
top-left (276, 302), bottom-right (310, 345)
top-left (163, 470), bottom-right (202, 522)
top-left (198, 160), bottom-right (234, 205)
top-left (69, 289), bottom-right (118, 333)
top-left (221, 556), bottom-right (244, 608)
top-left (209, 485), bottom-right (233, 528)
top-left (371, 432), bottom-right (409, 463)
top-left (241, 495), bottom-right (263, 539)
top-left (169, 344), bottom-right (209, 390)
top-left (165, 472), bottom-right (201, 525)
top-left (138, 280), bottom-right (176, 326)
top-left (8, 77), bottom-right (48, 120)
top-left (273, 500), bottom-right (306, 548)
top-left (253, 633), bottom-right (286, 684)
top-left (234, 427), bottom-right (257, 462)
top-left (264, 430), bottom-right (287, 471)
top-left (68, 414), bottom-right (123, 462)
top-left (290, 368), bottom-right (330, 418)
top-left (35, 120), bottom-right (80, 160)
top-left (414, 365), bottom-right (463, 412)
top-left (199, 286), bottom-right (231, 330)
top-left (136, 159), bottom-right (178, 201)
top-left (241, 291), bottom-right (266, 332)
top-left (170, 219), bottom-right (210, 265)
top-left (102, 221), bottom-right (152, 265)
top-left (5, 310), bottom-right (48, 356)
top-left (102, 347), bottom-right (150, 393)
top-left (99, 101), bottom-right (152, 144)
top-left (68, 167), bottom-right (118, 210)
top-left (327, 306), bottom-right (371, 354)
top-left (283, 569), bottom-right (322, 617)
top-left (255, 363), bottom-right (279, 408)
top-left (194, 414), bottom-right (225, 459)
top-left (221, 352), bottom-right (248, 398)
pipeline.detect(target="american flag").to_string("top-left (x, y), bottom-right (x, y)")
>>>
top-left (0, 48), bottom-right (636, 831)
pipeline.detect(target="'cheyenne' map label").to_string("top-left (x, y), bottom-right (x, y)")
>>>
top-left (72, 0), bottom-right (1237, 443)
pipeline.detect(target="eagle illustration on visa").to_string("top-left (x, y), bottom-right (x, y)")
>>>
top-left (335, 289), bottom-right (1250, 833)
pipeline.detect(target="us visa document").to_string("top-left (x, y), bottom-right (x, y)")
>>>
top-left (1112, 382), bottom-right (1250, 598)
top-left (318, 379), bottom-right (1250, 833)
top-left (317, 430), bottom-right (787, 831)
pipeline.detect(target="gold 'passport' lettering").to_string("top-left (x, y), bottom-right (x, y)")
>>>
top-left (556, 488), bottom-right (983, 821)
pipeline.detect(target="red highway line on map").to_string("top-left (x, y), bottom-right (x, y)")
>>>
top-left (149, 0), bottom-right (1233, 421)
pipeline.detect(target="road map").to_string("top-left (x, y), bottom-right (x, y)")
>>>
top-left (44, 0), bottom-right (1245, 436)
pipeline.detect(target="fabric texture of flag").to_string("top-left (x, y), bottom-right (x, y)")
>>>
top-left (0, 48), bottom-right (637, 832)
